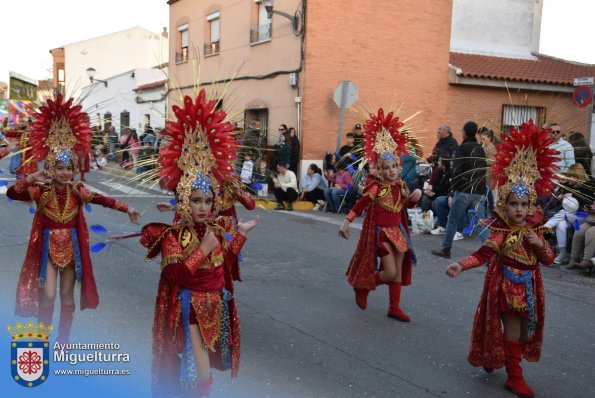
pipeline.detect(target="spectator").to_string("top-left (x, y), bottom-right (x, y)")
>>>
top-left (545, 122), bottom-right (575, 174)
top-left (324, 152), bottom-right (337, 171)
top-left (432, 121), bottom-right (487, 258)
top-left (544, 163), bottom-right (595, 265)
top-left (272, 163), bottom-right (298, 211)
top-left (480, 127), bottom-right (498, 211)
top-left (129, 129), bottom-right (141, 172)
top-left (272, 129), bottom-right (291, 170)
top-left (240, 152), bottom-right (255, 184)
top-left (288, 127), bottom-right (300, 174)
top-left (252, 159), bottom-right (270, 197)
top-left (352, 123), bottom-right (364, 148)
top-left (323, 165), bottom-right (353, 213)
top-left (421, 157), bottom-right (451, 213)
top-left (339, 132), bottom-right (356, 159)
top-left (427, 124), bottom-right (458, 165)
top-left (119, 128), bottom-right (131, 166)
top-left (107, 126), bottom-right (118, 161)
top-left (567, 199), bottom-right (595, 271)
top-left (241, 119), bottom-right (262, 162)
top-left (399, 146), bottom-right (417, 191)
top-left (567, 131), bottom-right (593, 176)
top-left (343, 163), bottom-right (377, 212)
top-left (299, 163), bottom-right (327, 210)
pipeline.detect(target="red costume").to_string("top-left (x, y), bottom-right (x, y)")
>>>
top-left (451, 120), bottom-right (560, 398)
top-left (144, 88), bottom-right (245, 397)
top-left (458, 214), bottom-right (555, 368)
top-left (342, 108), bottom-right (417, 321)
top-left (7, 181), bottom-right (129, 316)
top-left (346, 176), bottom-right (415, 290)
top-left (141, 218), bottom-right (245, 397)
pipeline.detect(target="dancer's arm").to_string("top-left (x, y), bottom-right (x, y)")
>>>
top-left (76, 184), bottom-right (140, 224)
top-left (6, 170), bottom-right (49, 202)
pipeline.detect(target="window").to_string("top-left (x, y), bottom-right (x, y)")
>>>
top-left (251, 1), bottom-right (272, 43)
top-left (204, 12), bottom-right (220, 56)
top-left (176, 24), bottom-right (189, 63)
top-left (502, 105), bottom-right (546, 134)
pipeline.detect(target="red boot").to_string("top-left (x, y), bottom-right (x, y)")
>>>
top-left (37, 304), bottom-right (54, 326)
top-left (504, 340), bottom-right (534, 398)
top-left (197, 374), bottom-right (214, 398)
top-left (354, 288), bottom-right (369, 310)
top-left (387, 281), bottom-right (410, 322)
top-left (57, 304), bottom-right (75, 344)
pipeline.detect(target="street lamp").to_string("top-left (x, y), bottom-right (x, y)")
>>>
top-left (264, 0), bottom-right (303, 35)
top-left (86, 67), bottom-right (108, 87)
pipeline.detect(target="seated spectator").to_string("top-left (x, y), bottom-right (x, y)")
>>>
top-left (272, 163), bottom-right (298, 211)
top-left (568, 199), bottom-right (595, 271)
top-left (343, 163), bottom-right (377, 212)
top-left (323, 152), bottom-right (337, 171)
top-left (544, 163), bottom-right (595, 265)
top-left (400, 146), bottom-right (418, 191)
top-left (240, 153), bottom-right (255, 184)
top-left (421, 158), bottom-right (451, 212)
top-left (567, 131), bottom-right (593, 177)
top-left (339, 132), bottom-right (356, 159)
top-left (299, 163), bottom-right (327, 210)
top-left (324, 165), bottom-right (353, 213)
top-left (252, 159), bottom-right (270, 197)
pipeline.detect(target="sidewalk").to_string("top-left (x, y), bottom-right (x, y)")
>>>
top-left (99, 162), bottom-right (317, 211)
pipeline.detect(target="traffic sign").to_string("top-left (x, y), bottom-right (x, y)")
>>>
top-left (333, 81), bottom-right (358, 108)
top-left (573, 77), bottom-right (594, 86)
top-left (572, 85), bottom-right (593, 108)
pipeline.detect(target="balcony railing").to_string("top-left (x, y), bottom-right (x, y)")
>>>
top-left (175, 47), bottom-right (188, 63)
top-left (250, 23), bottom-right (272, 43)
top-left (204, 41), bottom-right (220, 56)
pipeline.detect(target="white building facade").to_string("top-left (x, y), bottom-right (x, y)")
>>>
top-left (81, 66), bottom-right (168, 135)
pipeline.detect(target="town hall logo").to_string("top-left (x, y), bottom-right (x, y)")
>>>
top-left (7, 321), bottom-right (52, 387)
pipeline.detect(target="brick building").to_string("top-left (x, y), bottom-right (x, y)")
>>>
top-left (167, 0), bottom-right (595, 175)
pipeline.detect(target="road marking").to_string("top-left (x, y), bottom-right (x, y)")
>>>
top-left (100, 181), bottom-right (147, 195)
top-left (81, 182), bottom-right (109, 195)
top-left (273, 210), bottom-right (363, 230)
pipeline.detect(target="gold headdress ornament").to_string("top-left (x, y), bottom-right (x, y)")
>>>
top-left (363, 109), bottom-right (409, 164)
top-left (159, 89), bottom-right (238, 223)
top-left (492, 120), bottom-right (560, 214)
top-left (29, 95), bottom-right (91, 172)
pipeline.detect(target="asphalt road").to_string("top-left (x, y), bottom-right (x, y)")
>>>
top-left (1, 162), bottom-right (594, 398)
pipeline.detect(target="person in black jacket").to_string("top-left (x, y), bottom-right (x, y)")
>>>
top-left (427, 125), bottom-right (459, 165)
top-left (288, 127), bottom-right (300, 174)
top-left (432, 121), bottom-right (487, 258)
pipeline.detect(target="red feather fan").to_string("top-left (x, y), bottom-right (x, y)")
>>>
top-left (29, 94), bottom-right (91, 163)
top-left (363, 108), bottom-right (409, 163)
top-left (159, 89), bottom-right (238, 190)
top-left (492, 120), bottom-right (560, 198)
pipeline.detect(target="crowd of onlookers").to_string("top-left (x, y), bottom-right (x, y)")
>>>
top-left (233, 118), bottom-right (595, 276)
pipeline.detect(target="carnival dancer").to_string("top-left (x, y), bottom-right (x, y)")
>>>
top-left (445, 121), bottom-right (559, 398)
top-left (339, 109), bottom-right (421, 321)
top-left (140, 89), bottom-right (259, 398)
top-left (6, 95), bottom-right (140, 343)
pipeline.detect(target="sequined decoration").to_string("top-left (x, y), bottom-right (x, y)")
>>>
top-left (510, 180), bottom-right (530, 198)
top-left (219, 289), bottom-right (232, 370)
top-left (191, 172), bottom-right (212, 195)
top-left (178, 289), bottom-right (198, 383)
top-left (55, 148), bottom-right (73, 164)
top-left (503, 265), bottom-right (536, 337)
top-left (380, 152), bottom-right (395, 161)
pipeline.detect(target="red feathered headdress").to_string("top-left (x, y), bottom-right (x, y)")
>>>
top-left (363, 109), bottom-right (409, 164)
top-left (29, 94), bottom-right (91, 172)
top-left (159, 89), bottom-right (237, 221)
top-left (492, 120), bottom-right (560, 213)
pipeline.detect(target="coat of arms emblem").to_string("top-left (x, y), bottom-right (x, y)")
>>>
top-left (7, 320), bottom-right (52, 387)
